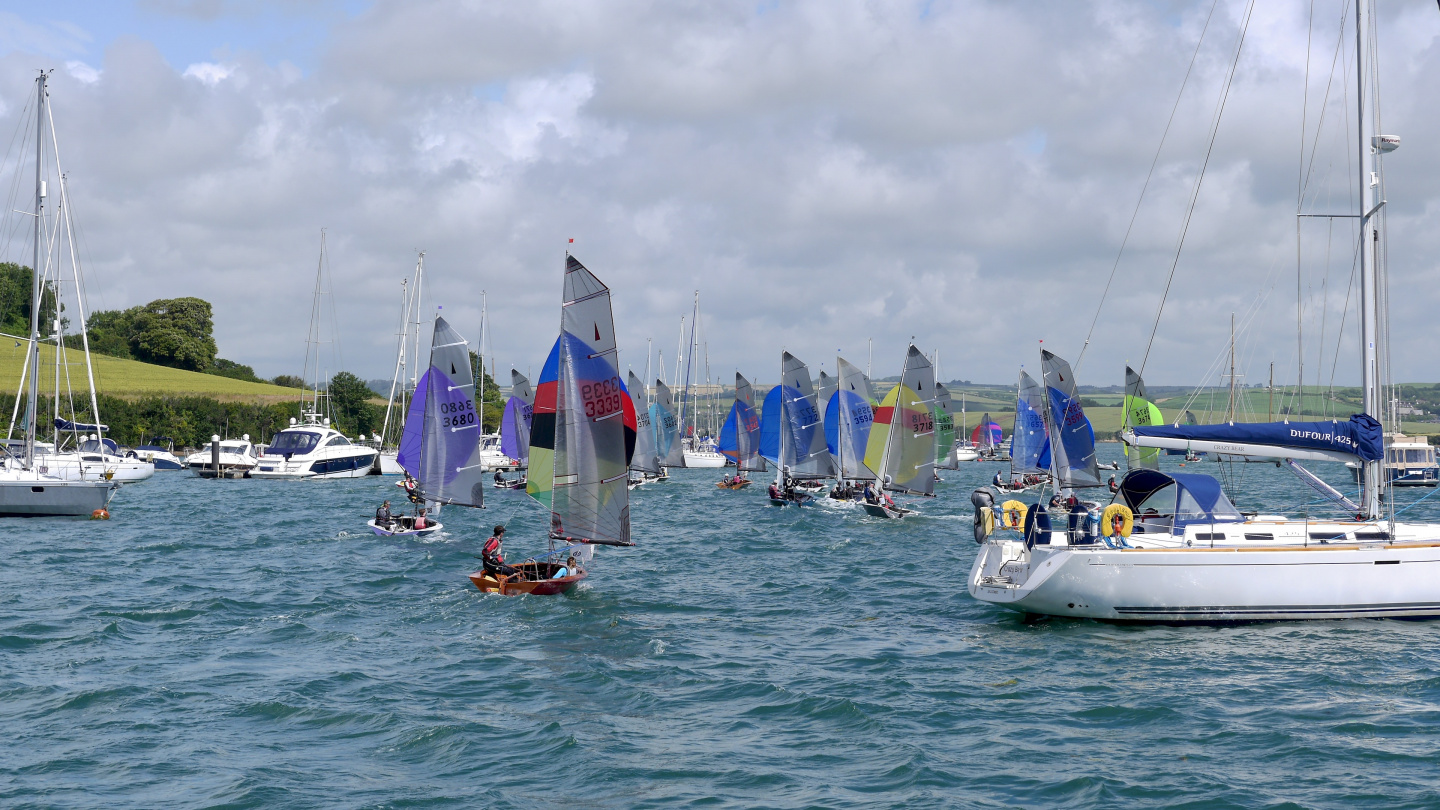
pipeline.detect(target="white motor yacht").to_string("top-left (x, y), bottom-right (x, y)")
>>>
top-left (127, 438), bottom-right (185, 470)
top-left (184, 434), bottom-right (261, 478)
top-left (1347, 433), bottom-right (1438, 488)
top-left (250, 415), bottom-right (378, 479)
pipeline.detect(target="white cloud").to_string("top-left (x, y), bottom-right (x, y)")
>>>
top-left (64, 60), bottom-right (100, 84)
top-left (0, 0), bottom-right (1435, 392)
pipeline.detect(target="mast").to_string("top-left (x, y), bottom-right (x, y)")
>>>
top-left (478, 290), bottom-right (487, 433)
top-left (379, 275), bottom-right (411, 450)
top-left (1226, 312), bottom-right (1236, 422)
top-left (774, 353), bottom-right (785, 488)
top-left (57, 172), bottom-right (104, 451)
top-left (24, 72), bottom-right (46, 467)
top-left (1357, 0), bottom-right (1382, 520)
top-left (681, 292), bottom-right (698, 442)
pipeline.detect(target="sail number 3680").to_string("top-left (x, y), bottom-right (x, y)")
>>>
top-left (440, 399), bottom-right (475, 428)
top-left (582, 377), bottom-right (624, 419)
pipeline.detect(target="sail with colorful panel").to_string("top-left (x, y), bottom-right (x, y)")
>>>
top-left (863, 345), bottom-right (936, 496)
top-left (1123, 366), bottom-right (1163, 471)
top-left (718, 372), bottom-right (765, 472)
top-left (651, 379), bottom-right (685, 468)
top-left (933, 382), bottom-right (958, 470)
top-left (527, 255), bottom-right (635, 547)
top-left (500, 369), bottom-right (535, 466)
top-left (824, 356), bottom-right (877, 481)
top-left (1010, 370), bottom-right (1051, 476)
top-left (1040, 349), bottom-right (1100, 488)
top-left (759, 352), bottom-right (836, 480)
top-left (405, 314), bottom-right (487, 508)
top-left (627, 370), bottom-right (660, 476)
top-left (971, 415), bottom-right (1003, 452)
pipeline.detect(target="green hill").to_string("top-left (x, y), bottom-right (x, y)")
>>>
top-left (0, 342), bottom-right (300, 401)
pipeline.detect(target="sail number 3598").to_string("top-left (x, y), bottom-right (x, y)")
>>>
top-left (582, 377), bottom-right (624, 419)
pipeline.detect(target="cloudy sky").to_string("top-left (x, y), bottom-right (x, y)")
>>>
top-left (2, 0), bottom-right (1438, 390)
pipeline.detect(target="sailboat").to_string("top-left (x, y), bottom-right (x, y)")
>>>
top-left (716, 372), bottom-right (765, 489)
top-left (759, 352), bottom-right (836, 505)
top-left (470, 254), bottom-right (635, 595)
top-left (375, 253), bottom-right (425, 475)
top-left (970, 4), bottom-right (1440, 621)
top-left (860, 345), bottom-right (936, 518)
top-left (627, 370), bottom-right (661, 488)
top-left (953, 391), bottom-right (981, 462)
top-left (823, 356), bottom-right (878, 501)
top-left (933, 383), bottom-right (959, 472)
top-left (652, 378), bottom-right (684, 475)
top-left (0, 73), bottom-right (118, 516)
top-left (677, 292), bottom-right (726, 468)
top-left (997, 369), bottom-right (1051, 493)
top-left (1122, 366), bottom-right (1163, 473)
top-left (816, 369), bottom-right (837, 426)
top-left (496, 369), bottom-right (534, 488)
top-left (972, 413), bottom-right (1004, 459)
top-left (369, 312), bottom-right (489, 537)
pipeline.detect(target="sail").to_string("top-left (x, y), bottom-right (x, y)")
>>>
top-left (412, 315), bottom-right (486, 507)
top-left (863, 345), bottom-right (936, 496)
top-left (534, 255), bottom-right (634, 546)
top-left (627, 370), bottom-right (660, 474)
top-left (825, 357), bottom-right (877, 480)
top-left (1010, 370), bottom-right (1051, 475)
top-left (1123, 366), bottom-right (1163, 471)
top-left (1041, 349), bottom-right (1101, 488)
top-left (527, 338), bottom-right (563, 509)
top-left (816, 370), bottom-right (837, 423)
top-left (652, 379), bottom-right (685, 467)
top-left (971, 416), bottom-right (1002, 449)
top-left (718, 372), bottom-right (765, 472)
top-left (933, 383), bottom-right (958, 469)
top-left (500, 369), bottom-right (534, 464)
top-left (395, 371), bottom-right (429, 476)
top-left (780, 352), bottom-right (836, 478)
top-left (1129, 414), bottom-right (1383, 462)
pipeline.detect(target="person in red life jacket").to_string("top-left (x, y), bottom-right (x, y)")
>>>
top-left (482, 525), bottom-right (517, 578)
top-left (768, 482), bottom-right (782, 500)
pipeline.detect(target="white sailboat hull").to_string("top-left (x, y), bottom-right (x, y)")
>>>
top-left (0, 474), bottom-right (117, 517)
top-left (969, 534), bottom-right (1440, 622)
top-left (377, 451), bottom-right (405, 475)
top-left (682, 449), bottom-right (727, 468)
top-left (953, 447), bottom-right (981, 462)
top-left (36, 453), bottom-right (155, 484)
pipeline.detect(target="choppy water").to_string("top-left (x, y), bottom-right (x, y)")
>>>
top-left (4, 445), bottom-right (1440, 809)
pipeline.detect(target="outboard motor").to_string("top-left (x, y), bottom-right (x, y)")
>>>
top-left (1023, 504), bottom-right (1051, 549)
top-left (971, 488), bottom-right (995, 543)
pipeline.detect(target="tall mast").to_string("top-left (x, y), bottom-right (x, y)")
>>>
top-left (1357, 0), bottom-right (1382, 520)
top-left (478, 290), bottom-right (487, 432)
top-left (24, 73), bottom-right (46, 467)
top-left (379, 276), bottom-right (410, 448)
top-left (1226, 312), bottom-right (1236, 422)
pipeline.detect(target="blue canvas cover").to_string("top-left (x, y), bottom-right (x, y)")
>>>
top-left (1131, 414), bottom-right (1382, 461)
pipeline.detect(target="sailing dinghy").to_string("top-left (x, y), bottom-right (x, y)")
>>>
top-left (860, 345), bottom-right (936, 518)
top-left (470, 255), bottom-right (636, 595)
top-left (716, 372), bottom-right (764, 489)
top-left (822, 356), bottom-right (878, 502)
top-left (627, 370), bottom-right (661, 489)
top-left (495, 369), bottom-right (534, 488)
top-left (368, 313), bottom-right (490, 537)
top-left (758, 352), bottom-right (835, 505)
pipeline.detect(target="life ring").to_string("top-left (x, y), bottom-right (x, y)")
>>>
top-left (1000, 500), bottom-right (1026, 529)
top-left (1101, 503), bottom-right (1133, 538)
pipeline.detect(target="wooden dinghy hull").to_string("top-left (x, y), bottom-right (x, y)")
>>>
top-left (469, 562), bottom-right (586, 596)
top-left (368, 519), bottom-right (442, 537)
top-left (717, 480), bottom-right (752, 490)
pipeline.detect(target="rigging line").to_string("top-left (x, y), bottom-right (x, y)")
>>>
top-left (1327, 234), bottom-right (1361, 409)
top-left (1299, 0), bottom-right (1354, 207)
top-left (1140, 0), bottom-right (1257, 376)
top-left (1073, 0), bottom-right (1222, 374)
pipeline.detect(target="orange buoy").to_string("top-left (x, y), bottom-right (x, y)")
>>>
top-left (90, 509), bottom-right (109, 520)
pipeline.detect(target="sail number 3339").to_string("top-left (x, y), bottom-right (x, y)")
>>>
top-left (582, 377), bottom-right (624, 419)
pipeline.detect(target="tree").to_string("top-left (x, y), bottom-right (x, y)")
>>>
top-left (328, 371), bottom-right (382, 436)
top-left (0, 263), bottom-right (56, 338)
top-left (129, 298), bottom-right (217, 371)
top-left (208, 358), bottom-right (263, 383)
top-left (271, 374), bottom-right (304, 388)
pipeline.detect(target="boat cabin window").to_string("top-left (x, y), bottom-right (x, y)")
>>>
top-left (1133, 485), bottom-right (1175, 534)
top-left (325, 436), bottom-right (351, 447)
top-left (264, 430), bottom-right (321, 455)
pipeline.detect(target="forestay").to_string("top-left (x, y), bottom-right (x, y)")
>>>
top-left (411, 315), bottom-right (486, 507)
top-left (1041, 349), bottom-right (1100, 488)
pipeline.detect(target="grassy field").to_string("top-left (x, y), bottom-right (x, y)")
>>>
top-left (0, 342), bottom-right (301, 401)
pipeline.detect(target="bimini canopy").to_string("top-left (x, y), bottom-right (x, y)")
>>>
top-left (1116, 469), bottom-right (1243, 534)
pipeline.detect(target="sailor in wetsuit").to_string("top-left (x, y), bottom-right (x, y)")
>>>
top-left (481, 524), bottom-right (518, 579)
top-left (375, 500), bottom-right (394, 528)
